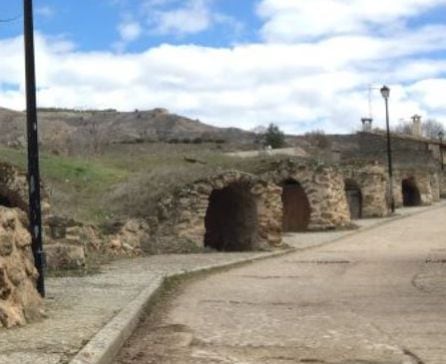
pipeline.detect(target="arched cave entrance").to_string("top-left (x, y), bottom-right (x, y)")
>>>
top-left (344, 179), bottom-right (362, 220)
top-left (281, 179), bottom-right (311, 232)
top-left (204, 182), bottom-right (258, 251)
top-left (402, 178), bottom-right (421, 207)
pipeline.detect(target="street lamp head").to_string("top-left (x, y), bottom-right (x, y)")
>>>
top-left (380, 85), bottom-right (390, 99)
top-left (438, 131), bottom-right (444, 140)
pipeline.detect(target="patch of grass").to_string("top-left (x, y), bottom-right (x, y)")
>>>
top-left (0, 146), bottom-right (128, 224)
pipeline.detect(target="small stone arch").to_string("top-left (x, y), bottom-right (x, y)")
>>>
top-left (152, 171), bottom-right (283, 252)
top-left (344, 179), bottom-right (362, 219)
top-left (402, 177), bottom-right (421, 207)
top-left (261, 160), bottom-right (351, 230)
top-left (281, 179), bottom-right (311, 232)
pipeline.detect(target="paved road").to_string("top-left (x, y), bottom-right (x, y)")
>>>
top-left (116, 206), bottom-right (446, 364)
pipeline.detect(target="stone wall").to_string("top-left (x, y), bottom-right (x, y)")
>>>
top-left (0, 207), bottom-right (43, 328)
top-left (393, 168), bottom-right (437, 207)
top-left (430, 173), bottom-right (441, 202)
top-left (153, 171), bottom-right (282, 251)
top-left (440, 171), bottom-right (446, 198)
top-left (341, 163), bottom-right (389, 217)
top-left (262, 160), bottom-right (351, 230)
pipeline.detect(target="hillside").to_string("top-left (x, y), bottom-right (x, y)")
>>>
top-left (0, 107), bottom-right (256, 154)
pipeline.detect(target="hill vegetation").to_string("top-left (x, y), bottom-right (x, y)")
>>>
top-left (0, 107), bottom-right (257, 155)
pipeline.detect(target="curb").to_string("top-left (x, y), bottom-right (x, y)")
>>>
top-left (69, 249), bottom-right (291, 364)
top-left (69, 202), bottom-right (445, 364)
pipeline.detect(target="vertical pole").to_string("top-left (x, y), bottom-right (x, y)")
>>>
top-left (440, 137), bottom-right (444, 171)
top-left (385, 97), bottom-right (395, 213)
top-left (24, 0), bottom-right (45, 297)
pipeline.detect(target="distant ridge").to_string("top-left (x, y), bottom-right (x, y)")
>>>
top-left (0, 107), bottom-right (256, 153)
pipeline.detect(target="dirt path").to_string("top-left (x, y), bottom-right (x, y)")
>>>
top-left (115, 205), bottom-right (446, 364)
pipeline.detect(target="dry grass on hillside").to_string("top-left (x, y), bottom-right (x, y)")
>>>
top-left (0, 143), bottom-right (294, 227)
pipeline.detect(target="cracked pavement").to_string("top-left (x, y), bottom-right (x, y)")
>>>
top-left (116, 205), bottom-right (446, 364)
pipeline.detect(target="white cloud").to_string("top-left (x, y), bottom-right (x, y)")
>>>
top-left (140, 0), bottom-right (243, 37)
top-left (151, 0), bottom-right (212, 35)
top-left (257, 0), bottom-right (446, 42)
top-left (118, 20), bottom-right (142, 42)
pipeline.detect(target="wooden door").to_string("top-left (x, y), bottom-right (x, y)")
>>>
top-left (346, 188), bottom-right (362, 219)
top-left (282, 183), bottom-right (310, 232)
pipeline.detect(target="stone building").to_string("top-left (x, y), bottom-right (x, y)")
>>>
top-left (323, 127), bottom-right (444, 210)
top-left (152, 171), bottom-right (283, 252)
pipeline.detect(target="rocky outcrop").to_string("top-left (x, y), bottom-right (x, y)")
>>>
top-left (0, 162), bottom-right (50, 215)
top-left (262, 159), bottom-right (351, 230)
top-left (0, 162), bottom-right (29, 212)
top-left (0, 207), bottom-right (43, 329)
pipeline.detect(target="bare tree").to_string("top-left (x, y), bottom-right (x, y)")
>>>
top-left (393, 120), bottom-right (412, 135)
top-left (422, 119), bottom-right (445, 139)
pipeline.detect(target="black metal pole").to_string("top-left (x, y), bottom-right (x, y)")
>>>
top-left (385, 97), bottom-right (395, 213)
top-left (440, 137), bottom-right (444, 171)
top-left (24, 0), bottom-right (45, 297)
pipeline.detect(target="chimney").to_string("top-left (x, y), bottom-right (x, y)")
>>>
top-left (361, 117), bottom-right (373, 132)
top-left (411, 114), bottom-right (422, 137)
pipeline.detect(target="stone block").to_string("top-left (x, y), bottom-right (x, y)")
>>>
top-left (45, 244), bottom-right (86, 270)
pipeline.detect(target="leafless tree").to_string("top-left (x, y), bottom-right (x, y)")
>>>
top-left (422, 119), bottom-right (445, 140)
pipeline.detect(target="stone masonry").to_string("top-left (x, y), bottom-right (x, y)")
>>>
top-left (262, 159), bottom-right (351, 230)
top-left (393, 168), bottom-right (439, 207)
top-left (341, 162), bottom-right (389, 218)
top-left (153, 171), bottom-right (283, 251)
top-left (0, 207), bottom-right (43, 328)
top-left (440, 171), bottom-right (446, 198)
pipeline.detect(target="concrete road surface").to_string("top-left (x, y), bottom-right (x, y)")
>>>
top-left (116, 206), bottom-right (446, 364)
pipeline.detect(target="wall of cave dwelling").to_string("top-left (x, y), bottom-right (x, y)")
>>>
top-left (262, 160), bottom-right (352, 231)
top-left (393, 168), bottom-right (440, 207)
top-left (341, 163), bottom-right (389, 218)
top-left (154, 171), bottom-right (283, 251)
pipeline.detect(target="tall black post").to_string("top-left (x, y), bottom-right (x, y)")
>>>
top-left (384, 97), bottom-right (395, 213)
top-left (24, 0), bottom-right (45, 297)
top-left (440, 135), bottom-right (444, 171)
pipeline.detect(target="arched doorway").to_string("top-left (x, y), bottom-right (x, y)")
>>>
top-left (344, 179), bottom-right (362, 219)
top-left (204, 182), bottom-right (258, 251)
top-left (281, 179), bottom-right (311, 232)
top-left (402, 178), bottom-right (421, 207)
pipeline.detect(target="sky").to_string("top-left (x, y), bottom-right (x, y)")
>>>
top-left (1, 0), bottom-right (446, 134)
